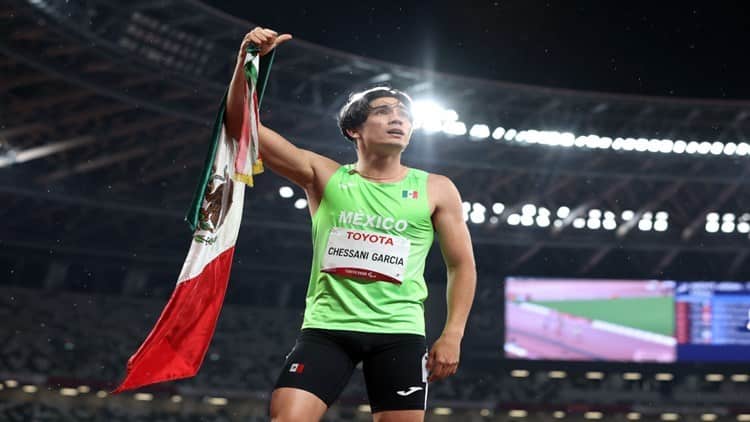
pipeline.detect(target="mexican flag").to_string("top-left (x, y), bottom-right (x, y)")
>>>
top-left (113, 48), bottom-right (273, 393)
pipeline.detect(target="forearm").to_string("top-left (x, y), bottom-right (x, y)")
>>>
top-left (225, 56), bottom-right (248, 141)
top-left (442, 263), bottom-right (476, 339)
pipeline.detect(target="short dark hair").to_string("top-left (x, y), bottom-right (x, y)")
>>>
top-left (337, 87), bottom-right (413, 142)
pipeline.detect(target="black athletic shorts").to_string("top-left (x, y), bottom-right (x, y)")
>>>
top-left (273, 328), bottom-right (428, 413)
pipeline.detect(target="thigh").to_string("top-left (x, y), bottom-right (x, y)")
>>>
top-left (362, 335), bottom-right (428, 413)
top-left (269, 387), bottom-right (327, 422)
top-left (273, 329), bottom-right (357, 408)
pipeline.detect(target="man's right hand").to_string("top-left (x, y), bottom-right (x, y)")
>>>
top-left (239, 27), bottom-right (292, 60)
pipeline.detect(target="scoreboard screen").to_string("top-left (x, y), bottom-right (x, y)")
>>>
top-left (675, 282), bottom-right (750, 362)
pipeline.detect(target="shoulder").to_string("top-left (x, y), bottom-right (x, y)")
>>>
top-left (426, 172), bottom-right (455, 190)
top-left (426, 172), bottom-right (462, 212)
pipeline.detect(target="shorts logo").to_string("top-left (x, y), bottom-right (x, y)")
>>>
top-left (289, 363), bottom-right (305, 374)
top-left (396, 386), bottom-right (423, 396)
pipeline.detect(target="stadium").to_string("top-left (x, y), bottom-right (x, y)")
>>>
top-left (3, 1), bottom-right (750, 421)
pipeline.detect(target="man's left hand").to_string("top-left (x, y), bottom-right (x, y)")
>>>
top-left (426, 333), bottom-right (461, 382)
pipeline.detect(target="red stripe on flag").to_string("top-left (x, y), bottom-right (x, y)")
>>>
top-left (113, 246), bottom-right (235, 393)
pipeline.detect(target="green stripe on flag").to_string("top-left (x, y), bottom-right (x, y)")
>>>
top-left (185, 47), bottom-right (275, 231)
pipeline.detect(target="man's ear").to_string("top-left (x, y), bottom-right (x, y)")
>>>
top-left (346, 128), bottom-right (360, 140)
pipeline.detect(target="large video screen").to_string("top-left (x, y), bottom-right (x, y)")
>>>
top-left (675, 282), bottom-right (750, 362)
top-left (505, 277), bottom-right (750, 363)
top-left (505, 278), bottom-right (676, 362)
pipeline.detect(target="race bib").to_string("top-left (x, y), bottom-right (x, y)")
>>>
top-left (321, 227), bottom-right (410, 284)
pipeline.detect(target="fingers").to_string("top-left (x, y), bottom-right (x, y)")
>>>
top-left (274, 33), bottom-right (293, 47)
top-left (427, 354), bottom-right (459, 382)
top-left (242, 28), bottom-right (292, 56)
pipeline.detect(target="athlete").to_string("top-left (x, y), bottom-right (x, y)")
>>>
top-left (227, 27), bottom-right (476, 422)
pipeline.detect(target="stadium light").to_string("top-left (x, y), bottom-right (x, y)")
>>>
top-left (480, 409), bottom-right (492, 417)
top-left (279, 186), bottom-right (294, 198)
top-left (520, 215), bottom-right (534, 226)
top-left (587, 218), bottom-right (601, 230)
top-left (134, 393), bottom-right (153, 401)
top-left (492, 202), bottom-right (505, 214)
top-left (627, 412), bottom-right (642, 420)
top-left (433, 407), bottom-right (453, 415)
top-left (638, 219), bottom-right (653, 231)
top-left (96, 390), bottom-right (108, 398)
top-left (702, 414), bottom-right (718, 422)
top-left (504, 128), bottom-right (518, 141)
top-left (492, 127), bottom-right (506, 140)
top-left (738, 415), bottom-right (750, 422)
top-left (294, 198), bottom-right (308, 209)
top-left (673, 140), bottom-right (687, 153)
top-left (22, 385), bottom-right (37, 394)
top-left (206, 397), bottom-right (228, 406)
top-left (522, 204), bottom-right (537, 216)
top-left (548, 370), bottom-right (567, 379)
top-left (721, 221), bottom-right (735, 233)
top-left (584, 411), bottom-right (603, 420)
top-left (588, 209), bottom-right (602, 219)
top-left (507, 214), bottom-right (521, 226)
top-left (60, 388), bottom-right (78, 397)
top-left (706, 221), bottom-right (720, 233)
top-left (443, 121), bottom-right (467, 136)
top-left (623, 372), bottom-right (642, 381)
top-left (510, 369), bottom-right (530, 378)
top-left (509, 410), bottom-right (528, 418)
top-left (573, 218), bottom-right (586, 229)
top-left (358, 405), bottom-right (372, 413)
top-left (603, 219), bottom-right (617, 230)
top-left (655, 373), bottom-right (674, 381)
top-left (469, 124), bottom-right (491, 139)
top-left (5, 380), bottom-right (18, 388)
top-left (585, 371), bottom-right (605, 380)
top-left (622, 210), bottom-right (634, 221)
top-left (536, 216), bottom-right (551, 227)
top-left (77, 385), bottom-right (90, 393)
top-left (557, 206), bottom-right (570, 219)
top-left (412, 100), bottom-right (451, 132)
top-left (470, 211), bottom-right (486, 224)
top-left (171, 395), bottom-right (182, 403)
top-left (553, 411), bottom-right (566, 419)
top-left (731, 374), bottom-right (749, 382)
top-left (661, 413), bottom-right (680, 421)
top-left (705, 373), bottom-right (724, 382)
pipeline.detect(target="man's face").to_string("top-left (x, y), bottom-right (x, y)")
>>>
top-left (351, 97), bottom-right (413, 150)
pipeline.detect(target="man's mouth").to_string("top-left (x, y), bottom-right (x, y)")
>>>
top-left (387, 129), bottom-right (405, 136)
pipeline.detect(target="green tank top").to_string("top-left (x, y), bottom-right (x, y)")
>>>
top-left (301, 164), bottom-right (434, 335)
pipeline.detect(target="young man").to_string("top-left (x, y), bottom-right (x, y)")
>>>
top-left (226, 27), bottom-right (476, 422)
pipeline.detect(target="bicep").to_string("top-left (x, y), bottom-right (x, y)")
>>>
top-left (258, 125), bottom-right (338, 189)
top-left (432, 179), bottom-right (475, 269)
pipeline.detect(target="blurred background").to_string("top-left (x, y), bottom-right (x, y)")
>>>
top-left (3, 0), bottom-right (750, 421)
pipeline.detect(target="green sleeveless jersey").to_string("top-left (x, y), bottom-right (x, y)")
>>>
top-left (301, 164), bottom-right (434, 335)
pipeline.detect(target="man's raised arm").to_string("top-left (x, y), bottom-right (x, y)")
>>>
top-left (225, 27), bottom-right (335, 190)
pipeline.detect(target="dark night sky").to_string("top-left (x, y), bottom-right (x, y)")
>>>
top-left (204, 1), bottom-right (750, 100)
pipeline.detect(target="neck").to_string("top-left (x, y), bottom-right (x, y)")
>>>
top-left (353, 149), bottom-right (405, 181)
